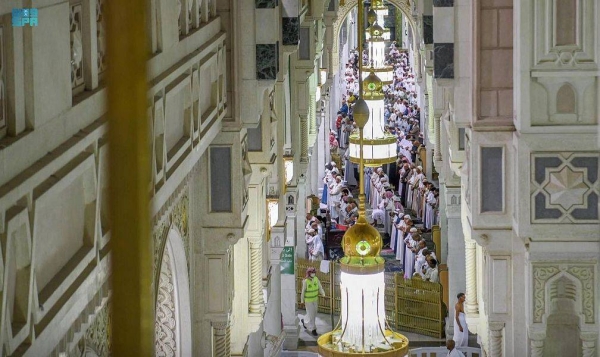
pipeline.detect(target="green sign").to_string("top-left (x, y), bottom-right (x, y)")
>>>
top-left (280, 247), bottom-right (295, 275)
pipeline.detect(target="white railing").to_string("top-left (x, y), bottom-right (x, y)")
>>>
top-left (409, 347), bottom-right (482, 357)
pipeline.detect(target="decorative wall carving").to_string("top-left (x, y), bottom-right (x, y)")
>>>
top-left (533, 0), bottom-right (596, 69)
top-left (532, 264), bottom-right (595, 324)
top-left (70, 3), bottom-right (85, 91)
top-left (153, 190), bottom-right (190, 288)
top-left (96, 0), bottom-right (107, 74)
top-left (155, 247), bottom-right (177, 357)
top-left (531, 152), bottom-right (599, 223)
top-left (80, 303), bottom-right (112, 356)
top-left (0, 27), bottom-right (6, 129)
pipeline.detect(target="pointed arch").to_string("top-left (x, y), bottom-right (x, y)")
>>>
top-left (155, 227), bottom-right (192, 357)
top-left (556, 83), bottom-right (576, 114)
top-left (331, 0), bottom-right (418, 73)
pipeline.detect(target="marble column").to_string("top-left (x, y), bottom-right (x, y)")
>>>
top-left (280, 219), bottom-right (301, 350)
top-left (295, 178), bottom-right (307, 259)
top-left (444, 186), bottom-right (465, 337)
top-left (488, 322), bottom-right (505, 357)
top-left (248, 237), bottom-right (264, 314)
top-left (317, 107), bottom-right (327, 198)
top-left (465, 240), bottom-right (479, 315)
top-left (434, 114), bottom-right (442, 161)
top-left (311, 147), bottom-right (319, 195)
top-left (264, 259), bottom-right (283, 356)
top-left (211, 320), bottom-right (231, 357)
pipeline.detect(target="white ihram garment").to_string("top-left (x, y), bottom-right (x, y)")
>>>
top-left (453, 312), bottom-right (469, 347)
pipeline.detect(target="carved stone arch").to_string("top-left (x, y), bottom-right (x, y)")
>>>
top-left (154, 227), bottom-right (192, 357)
top-left (331, 0), bottom-right (418, 73)
top-left (542, 271), bottom-right (584, 324)
top-left (540, 271), bottom-right (585, 356)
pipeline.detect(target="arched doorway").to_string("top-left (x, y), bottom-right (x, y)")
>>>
top-left (331, 0), bottom-right (419, 74)
top-left (155, 227), bottom-right (192, 357)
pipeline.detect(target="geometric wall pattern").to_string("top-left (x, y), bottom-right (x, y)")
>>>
top-left (531, 152), bottom-right (599, 223)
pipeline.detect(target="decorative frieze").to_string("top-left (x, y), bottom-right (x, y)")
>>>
top-left (96, 0), bottom-right (107, 75)
top-left (70, 3), bottom-right (85, 91)
top-left (155, 247), bottom-right (177, 356)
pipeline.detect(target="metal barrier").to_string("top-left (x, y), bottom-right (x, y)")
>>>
top-left (296, 258), bottom-right (445, 338)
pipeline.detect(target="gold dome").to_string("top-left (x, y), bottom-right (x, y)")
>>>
top-left (368, 22), bottom-right (385, 41)
top-left (367, 8), bottom-right (377, 25)
top-left (340, 215), bottom-right (385, 273)
top-left (362, 70), bottom-right (384, 100)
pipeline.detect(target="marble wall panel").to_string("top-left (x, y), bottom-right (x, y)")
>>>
top-left (423, 15), bottom-right (433, 45)
top-left (282, 17), bottom-right (299, 46)
top-left (256, 44), bottom-right (278, 80)
top-left (434, 43), bottom-right (454, 78)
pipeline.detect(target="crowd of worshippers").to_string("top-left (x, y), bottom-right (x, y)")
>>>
top-left (313, 43), bottom-right (440, 281)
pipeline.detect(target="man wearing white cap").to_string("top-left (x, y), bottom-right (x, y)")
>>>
top-left (403, 228), bottom-right (419, 278)
top-left (328, 176), bottom-right (343, 221)
top-left (396, 215), bottom-right (412, 262)
top-left (306, 229), bottom-right (324, 262)
top-left (411, 166), bottom-right (424, 213)
top-left (390, 210), bottom-right (403, 253)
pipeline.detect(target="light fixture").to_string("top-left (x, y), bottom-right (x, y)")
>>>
top-left (348, 70), bottom-right (396, 166)
top-left (283, 155), bottom-right (294, 185)
top-left (318, 1), bottom-right (409, 354)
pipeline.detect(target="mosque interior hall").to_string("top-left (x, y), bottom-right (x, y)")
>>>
top-left (0, 0), bottom-right (598, 356)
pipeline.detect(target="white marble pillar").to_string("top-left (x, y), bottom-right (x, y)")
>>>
top-left (295, 178), bottom-right (307, 259)
top-left (248, 236), bottom-right (264, 314)
top-left (465, 240), bottom-right (479, 315)
top-left (311, 147), bottom-right (319, 195)
top-left (444, 185), bottom-right (465, 338)
top-left (280, 220), bottom-right (301, 350)
top-left (317, 107), bottom-right (327, 198)
top-left (264, 258), bottom-right (283, 357)
top-left (488, 322), bottom-right (505, 357)
top-left (434, 114), bottom-right (442, 161)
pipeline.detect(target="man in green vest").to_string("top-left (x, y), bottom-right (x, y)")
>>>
top-left (300, 267), bottom-right (325, 336)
